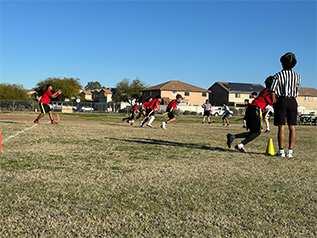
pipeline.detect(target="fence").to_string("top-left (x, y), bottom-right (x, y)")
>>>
top-left (0, 100), bottom-right (122, 113)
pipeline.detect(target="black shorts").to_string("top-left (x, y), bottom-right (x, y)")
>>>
top-left (273, 97), bottom-right (298, 126)
top-left (204, 110), bottom-right (211, 116)
top-left (146, 108), bottom-right (154, 117)
top-left (167, 111), bottom-right (175, 119)
top-left (245, 105), bottom-right (261, 133)
top-left (263, 111), bottom-right (272, 119)
top-left (39, 103), bottom-right (51, 114)
top-left (222, 112), bottom-right (230, 120)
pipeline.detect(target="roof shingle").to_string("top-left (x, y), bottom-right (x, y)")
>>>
top-left (142, 80), bottom-right (210, 92)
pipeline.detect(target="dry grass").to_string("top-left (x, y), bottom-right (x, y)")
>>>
top-left (0, 112), bottom-right (316, 237)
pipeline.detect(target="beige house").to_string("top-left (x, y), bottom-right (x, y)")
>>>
top-left (208, 82), bottom-right (265, 106)
top-left (141, 80), bottom-right (210, 106)
top-left (297, 87), bottom-right (317, 110)
top-left (80, 88), bottom-right (113, 102)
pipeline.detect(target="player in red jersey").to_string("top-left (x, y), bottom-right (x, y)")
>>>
top-left (34, 84), bottom-right (62, 124)
top-left (161, 94), bottom-right (183, 129)
top-left (140, 95), bottom-right (161, 128)
top-left (133, 97), bottom-right (152, 124)
top-left (122, 101), bottom-right (139, 125)
top-left (226, 76), bottom-right (276, 152)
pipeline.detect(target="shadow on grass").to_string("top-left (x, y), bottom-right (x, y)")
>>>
top-left (0, 121), bottom-right (19, 124)
top-left (108, 137), bottom-right (264, 155)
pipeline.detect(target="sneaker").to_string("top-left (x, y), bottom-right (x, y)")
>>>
top-left (286, 149), bottom-right (293, 158)
top-left (130, 120), bottom-right (134, 125)
top-left (275, 150), bottom-right (285, 157)
top-left (51, 120), bottom-right (58, 125)
top-left (202, 122), bottom-right (204, 124)
top-left (147, 124), bottom-right (153, 128)
top-left (222, 124), bottom-right (226, 126)
top-left (161, 121), bottom-right (166, 129)
top-left (208, 122), bottom-right (211, 124)
top-left (226, 134), bottom-right (235, 148)
top-left (226, 124), bottom-right (230, 127)
top-left (264, 129), bottom-right (270, 133)
top-left (140, 123), bottom-right (144, 128)
top-left (235, 144), bottom-right (247, 153)
top-left (34, 119), bottom-right (39, 124)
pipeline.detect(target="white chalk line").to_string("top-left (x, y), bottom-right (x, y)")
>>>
top-left (2, 124), bottom-right (38, 144)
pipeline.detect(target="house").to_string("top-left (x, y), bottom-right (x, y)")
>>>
top-left (141, 80), bottom-right (210, 106)
top-left (208, 82), bottom-right (265, 106)
top-left (80, 88), bottom-right (113, 102)
top-left (80, 89), bottom-right (93, 101)
top-left (297, 87), bottom-right (317, 110)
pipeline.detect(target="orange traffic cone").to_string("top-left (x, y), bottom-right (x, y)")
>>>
top-left (266, 138), bottom-right (275, 156)
top-left (56, 113), bottom-right (60, 121)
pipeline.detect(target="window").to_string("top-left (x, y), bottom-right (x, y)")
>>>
top-left (172, 91), bottom-right (177, 96)
top-left (185, 91), bottom-right (190, 96)
top-left (304, 96), bottom-right (309, 101)
top-left (202, 92), bottom-right (207, 97)
top-left (314, 97), bottom-right (317, 101)
top-left (149, 91), bottom-right (152, 96)
top-left (235, 93), bottom-right (241, 98)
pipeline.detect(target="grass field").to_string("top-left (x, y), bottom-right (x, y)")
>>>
top-left (0, 112), bottom-right (316, 237)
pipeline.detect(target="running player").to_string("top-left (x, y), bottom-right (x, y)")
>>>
top-left (133, 97), bottom-right (152, 123)
top-left (226, 76), bottom-right (275, 153)
top-left (140, 95), bottom-right (161, 128)
top-left (34, 84), bottom-right (61, 124)
top-left (161, 94), bottom-right (183, 129)
top-left (222, 102), bottom-right (230, 126)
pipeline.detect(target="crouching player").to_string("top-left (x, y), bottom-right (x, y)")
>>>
top-left (161, 94), bottom-right (183, 129)
top-left (122, 101), bottom-right (139, 125)
top-left (226, 76), bottom-right (275, 152)
top-left (34, 84), bottom-right (62, 124)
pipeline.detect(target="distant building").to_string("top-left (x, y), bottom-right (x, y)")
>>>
top-left (80, 88), bottom-right (113, 102)
top-left (297, 87), bottom-right (317, 110)
top-left (208, 82), bottom-right (265, 106)
top-left (141, 80), bottom-right (210, 106)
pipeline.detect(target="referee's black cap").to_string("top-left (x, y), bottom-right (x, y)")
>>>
top-left (280, 52), bottom-right (297, 70)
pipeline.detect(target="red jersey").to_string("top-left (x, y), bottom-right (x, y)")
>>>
top-left (250, 88), bottom-right (275, 111)
top-left (40, 90), bottom-right (53, 104)
top-left (167, 99), bottom-right (178, 112)
top-left (131, 104), bottom-right (138, 111)
top-left (148, 99), bottom-right (160, 110)
top-left (142, 102), bottom-right (149, 109)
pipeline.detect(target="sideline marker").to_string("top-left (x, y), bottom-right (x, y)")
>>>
top-left (266, 138), bottom-right (275, 156)
top-left (57, 113), bottom-right (60, 121)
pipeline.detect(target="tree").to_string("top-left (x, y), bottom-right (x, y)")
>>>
top-left (112, 78), bottom-right (146, 105)
top-left (0, 83), bottom-right (29, 100)
top-left (34, 77), bottom-right (82, 101)
top-left (85, 81), bottom-right (103, 90)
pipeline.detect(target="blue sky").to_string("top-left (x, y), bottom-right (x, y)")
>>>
top-left (0, 0), bottom-right (316, 90)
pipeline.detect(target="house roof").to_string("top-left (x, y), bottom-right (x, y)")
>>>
top-left (210, 82), bottom-right (265, 92)
top-left (142, 80), bottom-right (210, 92)
top-left (298, 87), bottom-right (317, 97)
top-left (81, 89), bottom-right (93, 95)
top-left (82, 88), bottom-right (113, 95)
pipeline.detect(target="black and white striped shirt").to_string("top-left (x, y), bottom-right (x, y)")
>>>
top-left (270, 70), bottom-right (301, 98)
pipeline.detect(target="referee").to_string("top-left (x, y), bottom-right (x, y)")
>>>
top-left (270, 52), bottom-right (301, 158)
